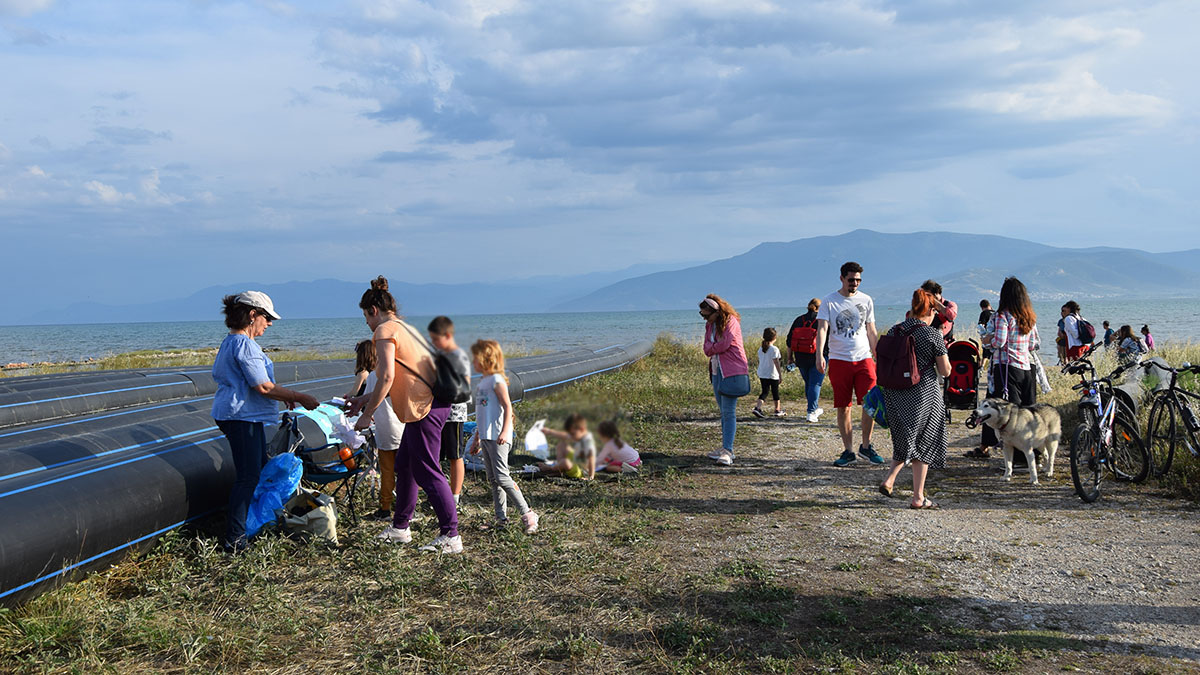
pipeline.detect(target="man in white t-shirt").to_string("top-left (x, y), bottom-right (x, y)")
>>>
top-left (815, 261), bottom-right (882, 467)
top-left (1060, 301), bottom-right (1086, 361)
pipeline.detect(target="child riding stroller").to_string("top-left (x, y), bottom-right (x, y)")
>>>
top-left (944, 338), bottom-right (983, 422)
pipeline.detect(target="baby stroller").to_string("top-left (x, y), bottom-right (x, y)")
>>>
top-left (275, 403), bottom-right (377, 527)
top-left (944, 338), bottom-right (983, 422)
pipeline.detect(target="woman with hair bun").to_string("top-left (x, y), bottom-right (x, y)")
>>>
top-left (212, 291), bottom-right (319, 553)
top-left (878, 289), bottom-right (952, 509)
top-left (347, 276), bottom-right (462, 554)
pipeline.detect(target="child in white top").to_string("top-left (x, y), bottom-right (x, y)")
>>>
top-left (344, 339), bottom-right (404, 520)
top-left (594, 420), bottom-right (641, 473)
top-left (466, 339), bottom-right (538, 534)
top-left (753, 327), bottom-right (784, 418)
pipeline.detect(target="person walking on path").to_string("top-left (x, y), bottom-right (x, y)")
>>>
top-left (966, 277), bottom-right (1040, 460)
top-left (700, 294), bottom-right (749, 467)
top-left (212, 291), bottom-right (319, 553)
top-left (753, 327), bottom-right (783, 418)
top-left (349, 276), bottom-right (462, 554)
top-left (816, 262), bottom-right (882, 467)
top-left (921, 280), bottom-right (957, 344)
top-left (879, 289), bottom-right (952, 509)
top-left (786, 298), bottom-right (826, 423)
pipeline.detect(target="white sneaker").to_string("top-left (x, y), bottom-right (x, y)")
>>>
top-left (706, 449), bottom-right (724, 460)
top-left (715, 451), bottom-right (734, 466)
top-left (522, 510), bottom-right (539, 534)
top-left (376, 526), bottom-right (412, 543)
top-left (806, 411), bottom-right (819, 423)
top-left (418, 534), bottom-right (463, 554)
top-left (620, 463), bottom-right (640, 474)
top-left (814, 407), bottom-right (824, 419)
top-left (774, 410), bottom-right (785, 417)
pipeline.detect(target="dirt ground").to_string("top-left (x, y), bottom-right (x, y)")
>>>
top-left (662, 406), bottom-right (1200, 666)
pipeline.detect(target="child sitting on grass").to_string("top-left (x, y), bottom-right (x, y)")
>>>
top-left (594, 420), bottom-right (641, 473)
top-left (536, 414), bottom-right (596, 480)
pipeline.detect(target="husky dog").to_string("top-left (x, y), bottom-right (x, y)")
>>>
top-left (968, 399), bottom-right (1062, 484)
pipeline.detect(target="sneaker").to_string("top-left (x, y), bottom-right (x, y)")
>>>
top-left (522, 510), bottom-right (540, 534)
top-left (522, 464), bottom-right (540, 474)
top-left (620, 462), bottom-right (640, 474)
top-left (377, 526), bottom-right (412, 543)
top-left (813, 407), bottom-right (824, 419)
top-left (833, 450), bottom-right (857, 467)
top-left (774, 410), bottom-right (785, 417)
top-left (858, 444), bottom-right (884, 465)
top-left (806, 411), bottom-right (819, 423)
top-left (715, 451), bottom-right (734, 466)
top-left (419, 534), bottom-right (463, 554)
top-left (367, 508), bottom-right (392, 522)
top-left (706, 449), bottom-right (724, 460)
top-left (752, 408), bottom-right (766, 418)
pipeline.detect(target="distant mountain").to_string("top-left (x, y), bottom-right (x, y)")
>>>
top-left (20, 260), bottom-right (702, 325)
top-left (557, 230), bottom-right (1200, 310)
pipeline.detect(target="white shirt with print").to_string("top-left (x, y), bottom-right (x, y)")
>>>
top-left (819, 290), bottom-right (876, 362)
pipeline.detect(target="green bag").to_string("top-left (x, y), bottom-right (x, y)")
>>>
top-left (276, 488), bottom-right (339, 546)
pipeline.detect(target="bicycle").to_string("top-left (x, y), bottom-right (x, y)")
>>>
top-left (1062, 352), bottom-right (1150, 502)
top-left (1142, 357), bottom-right (1200, 477)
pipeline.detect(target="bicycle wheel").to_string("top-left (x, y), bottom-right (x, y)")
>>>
top-left (1070, 422), bottom-right (1102, 503)
top-left (1109, 417), bottom-right (1151, 483)
top-left (1145, 395), bottom-right (1176, 477)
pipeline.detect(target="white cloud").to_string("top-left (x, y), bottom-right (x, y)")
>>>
top-left (27, 165), bottom-right (47, 177)
top-left (0, 141), bottom-right (10, 161)
top-left (83, 180), bottom-right (133, 204)
top-left (139, 169), bottom-right (186, 205)
top-left (965, 68), bottom-right (1169, 121)
top-left (0, 0), bottom-right (53, 17)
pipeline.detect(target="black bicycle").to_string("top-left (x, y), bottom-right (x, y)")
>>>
top-left (1142, 357), bottom-right (1200, 477)
top-left (1062, 353), bottom-right (1150, 502)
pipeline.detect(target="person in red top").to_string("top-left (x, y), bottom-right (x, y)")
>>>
top-left (921, 280), bottom-right (958, 344)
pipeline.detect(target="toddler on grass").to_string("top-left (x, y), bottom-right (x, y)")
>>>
top-left (594, 420), bottom-right (641, 473)
top-left (536, 414), bottom-right (597, 480)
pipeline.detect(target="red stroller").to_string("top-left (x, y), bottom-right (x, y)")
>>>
top-left (944, 338), bottom-right (983, 422)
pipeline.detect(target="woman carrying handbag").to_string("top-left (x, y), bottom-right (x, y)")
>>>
top-left (700, 294), bottom-right (749, 466)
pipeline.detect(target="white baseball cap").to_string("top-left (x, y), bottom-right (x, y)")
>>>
top-left (235, 290), bottom-right (281, 320)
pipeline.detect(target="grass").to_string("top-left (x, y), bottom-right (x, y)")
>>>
top-left (0, 336), bottom-right (1195, 672)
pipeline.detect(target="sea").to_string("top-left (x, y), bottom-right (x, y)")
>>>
top-left (2, 299), bottom-right (1197, 366)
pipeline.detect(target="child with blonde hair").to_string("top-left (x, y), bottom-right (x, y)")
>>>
top-left (594, 420), bottom-right (641, 473)
top-left (467, 340), bottom-right (539, 534)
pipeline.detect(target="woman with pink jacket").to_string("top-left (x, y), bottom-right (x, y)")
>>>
top-left (700, 294), bottom-right (750, 466)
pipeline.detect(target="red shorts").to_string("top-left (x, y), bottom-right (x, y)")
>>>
top-left (828, 358), bottom-right (877, 408)
top-left (1066, 345), bottom-right (1087, 360)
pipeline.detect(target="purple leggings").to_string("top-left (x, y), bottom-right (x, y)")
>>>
top-left (393, 401), bottom-right (458, 537)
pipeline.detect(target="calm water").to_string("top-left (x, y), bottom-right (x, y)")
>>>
top-left (1, 300), bottom-right (1196, 365)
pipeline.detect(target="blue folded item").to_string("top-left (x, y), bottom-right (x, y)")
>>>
top-left (246, 452), bottom-right (303, 537)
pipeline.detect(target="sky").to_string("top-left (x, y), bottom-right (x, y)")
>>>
top-left (1, 0), bottom-right (1197, 312)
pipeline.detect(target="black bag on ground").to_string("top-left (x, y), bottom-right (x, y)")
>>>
top-left (876, 323), bottom-right (921, 390)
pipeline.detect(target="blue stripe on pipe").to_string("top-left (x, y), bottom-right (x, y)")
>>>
top-left (144, 371), bottom-right (212, 377)
top-left (0, 381), bottom-right (188, 409)
top-left (0, 374), bottom-right (349, 439)
top-left (0, 433), bottom-right (227, 501)
top-left (511, 351), bottom-right (650, 403)
top-left (0, 510), bottom-right (218, 600)
top-left (0, 426), bottom-right (220, 483)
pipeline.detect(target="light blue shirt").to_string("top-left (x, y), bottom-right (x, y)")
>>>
top-left (211, 333), bottom-right (278, 423)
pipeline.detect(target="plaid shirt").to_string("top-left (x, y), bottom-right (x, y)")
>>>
top-left (987, 311), bottom-right (1039, 370)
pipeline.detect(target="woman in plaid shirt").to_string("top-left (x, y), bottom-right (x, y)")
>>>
top-left (966, 277), bottom-right (1040, 459)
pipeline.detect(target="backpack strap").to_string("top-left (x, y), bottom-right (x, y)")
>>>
top-left (390, 320), bottom-right (436, 390)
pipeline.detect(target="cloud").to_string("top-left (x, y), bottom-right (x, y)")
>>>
top-left (965, 68), bottom-right (1169, 121)
top-left (83, 180), bottom-right (134, 204)
top-left (139, 169), bottom-right (186, 205)
top-left (373, 149), bottom-right (451, 163)
top-left (94, 125), bottom-right (173, 145)
top-left (26, 164), bottom-right (46, 177)
top-left (0, 0), bottom-right (53, 17)
top-left (3, 22), bottom-right (52, 44)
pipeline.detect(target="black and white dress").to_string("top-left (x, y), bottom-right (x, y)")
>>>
top-left (882, 318), bottom-right (948, 468)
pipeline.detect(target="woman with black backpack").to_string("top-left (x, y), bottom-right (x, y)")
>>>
top-left (878, 289), bottom-right (951, 509)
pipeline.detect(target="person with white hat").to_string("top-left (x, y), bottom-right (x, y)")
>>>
top-left (212, 291), bottom-right (319, 553)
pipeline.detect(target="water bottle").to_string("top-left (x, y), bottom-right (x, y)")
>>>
top-left (338, 446), bottom-right (356, 470)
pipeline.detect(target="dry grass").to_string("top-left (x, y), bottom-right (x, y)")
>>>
top-left (0, 336), bottom-right (1196, 673)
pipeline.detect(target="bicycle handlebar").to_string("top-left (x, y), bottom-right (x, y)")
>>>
top-left (1140, 358), bottom-right (1200, 375)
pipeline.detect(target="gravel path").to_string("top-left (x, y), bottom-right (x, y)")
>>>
top-left (683, 411), bottom-right (1200, 663)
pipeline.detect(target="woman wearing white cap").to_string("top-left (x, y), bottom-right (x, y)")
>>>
top-left (212, 291), bottom-right (319, 553)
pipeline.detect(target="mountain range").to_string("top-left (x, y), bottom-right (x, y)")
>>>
top-left (17, 230), bottom-right (1200, 324)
